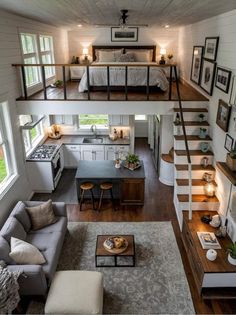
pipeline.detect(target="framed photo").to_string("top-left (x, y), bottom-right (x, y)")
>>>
top-left (216, 99), bottom-right (231, 132)
top-left (224, 134), bottom-right (234, 152)
top-left (204, 37), bottom-right (219, 61)
top-left (215, 67), bottom-right (232, 93)
top-left (229, 75), bottom-right (236, 106)
top-left (200, 58), bottom-right (216, 95)
top-left (111, 27), bottom-right (138, 42)
top-left (190, 46), bottom-right (204, 85)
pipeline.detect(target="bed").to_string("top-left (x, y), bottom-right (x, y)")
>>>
top-left (78, 45), bottom-right (169, 93)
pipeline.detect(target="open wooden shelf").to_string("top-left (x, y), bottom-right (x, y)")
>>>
top-left (216, 162), bottom-right (236, 186)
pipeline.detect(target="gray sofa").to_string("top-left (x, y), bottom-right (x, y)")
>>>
top-left (0, 201), bottom-right (67, 296)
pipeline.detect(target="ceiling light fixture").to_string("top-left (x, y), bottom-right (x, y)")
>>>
top-left (164, 24), bottom-right (170, 28)
top-left (119, 9), bottom-right (129, 29)
top-left (77, 24), bottom-right (83, 28)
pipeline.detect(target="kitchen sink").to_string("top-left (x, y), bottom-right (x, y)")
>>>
top-left (82, 137), bottom-right (103, 144)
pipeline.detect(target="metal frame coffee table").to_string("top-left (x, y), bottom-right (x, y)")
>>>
top-left (95, 235), bottom-right (135, 267)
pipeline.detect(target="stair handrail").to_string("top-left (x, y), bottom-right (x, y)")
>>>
top-left (173, 66), bottom-right (192, 220)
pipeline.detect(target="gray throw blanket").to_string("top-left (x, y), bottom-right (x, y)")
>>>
top-left (0, 263), bottom-right (21, 314)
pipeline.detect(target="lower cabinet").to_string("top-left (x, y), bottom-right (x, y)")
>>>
top-left (105, 145), bottom-right (130, 160)
top-left (81, 145), bottom-right (105, 160)
top-left (63, 145), bottom-right (81, 168)
top-left (121, 179), bottom-right (145, 205)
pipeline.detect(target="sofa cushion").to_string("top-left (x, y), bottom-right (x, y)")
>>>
top-left (1, 217), bottom-right (26, 243)
top-left (26, 200), bottom-right (58, 231)
top-left (0, 235), bottom-right (13, 264)
top-left (10, 201), bottom-right (31, 232)
top-left (29, 217), bottom-right (67, 234)
top-left (9, 237), bottom-right (46, 265)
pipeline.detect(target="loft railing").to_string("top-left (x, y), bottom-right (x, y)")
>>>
top-left (12, 63), bottom-right (177, 101)
top-left (173, 66), bottom-right (192, 220)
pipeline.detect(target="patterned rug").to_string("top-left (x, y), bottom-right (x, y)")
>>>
top-left (27, 222), bottom-right (195, 314)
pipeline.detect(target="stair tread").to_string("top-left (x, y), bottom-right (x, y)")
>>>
top-left (175, 150), bottom-right (214, 156)
top-left (175, 164), bottom-right (215, 171)
top-left (177, 194), bottom-right (219, 202)
top-left (174, 135), bottom-right (212, 141)
top-left (174, 121), bottom-right (210, 126)
top-left (176, 179), bottom-right (217, 186)
top-left (173, 108), bottom-right (208, 112)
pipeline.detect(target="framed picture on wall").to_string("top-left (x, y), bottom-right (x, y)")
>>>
top-left (229, 75), bottom-right (236, 106)
top-left (203, 37), bottom-right (219, 61)
top-left (224, 134), bottom-right (234, 152)
top-left (216, 99), bottom-right (231, 132)
top-left (190, 46), bottom-right (204, 85)
top-left (200, 58), bottom-right (216, 95)
top-left (215, 67), bottom-right (232, 93)
top-left (111, 27), bottom-right (138, 42)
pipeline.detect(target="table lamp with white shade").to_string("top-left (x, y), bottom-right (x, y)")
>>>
top-left (82, 47), bottom-right (89, 62)
top-left (159, 48), bottom-right (166, 64)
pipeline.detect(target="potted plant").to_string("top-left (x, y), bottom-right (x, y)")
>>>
top-left (52, 80), bottom-right (63, 88)
top-left (198, 113), bottom-right (205, 122)
top-left (167, 54), bottom-right (173, 63)
top-left (226, 149), bottom-right (236, 171)
top-left (199, 127), bottom-right (207, 139)
top-left (227, 242), bottom-right (236, 265)
top-left (125, 153), bottom-right (140, 169)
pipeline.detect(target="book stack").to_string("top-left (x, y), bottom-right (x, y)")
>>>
top-left (197, 231), bottom-right (221, 249)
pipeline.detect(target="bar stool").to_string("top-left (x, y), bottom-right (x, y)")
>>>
top-left (79, 182), bottom-right (96, 211)
top-left (98, 182), bottom-right (115, 211)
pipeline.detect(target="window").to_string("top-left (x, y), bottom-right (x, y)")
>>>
top-left (78, 115), bottom-right (108, 129)
top-left (22, 122), bottom-right (43, 155)
top-left (0, 101), bottom-right (17, 195)
top-left (20, 33), bottom-right (55, 87)
top-left (135, 115), bottom-right (147, 121)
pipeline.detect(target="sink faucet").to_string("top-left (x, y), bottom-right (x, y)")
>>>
top-left (91, 124), bottom-right (97, 137)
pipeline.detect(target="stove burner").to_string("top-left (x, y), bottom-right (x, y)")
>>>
top-left (28, 144), bottom-right (58, 161)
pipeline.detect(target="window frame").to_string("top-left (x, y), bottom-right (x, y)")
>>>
top-left (0, 99), bottom-right (18, 199)
top-left (135, 115), bottom-right (147, 121)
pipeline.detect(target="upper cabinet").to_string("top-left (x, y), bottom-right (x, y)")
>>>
top-left (109, 115), bottom-right (130, 126)
top-left (51, 115), bottom-right (74, 125)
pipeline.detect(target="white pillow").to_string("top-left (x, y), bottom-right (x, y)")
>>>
top-left (126, 49), bottom-right (153, 62)
top-left (9, 237), bottom-right (46, 265)
top-left (96, 49), bottom-right (123, 61)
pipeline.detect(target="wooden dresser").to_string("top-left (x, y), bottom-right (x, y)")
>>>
top-left (182, 211), bottom-right (236, 299)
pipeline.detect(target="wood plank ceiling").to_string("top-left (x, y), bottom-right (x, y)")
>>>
top-left (0, 0), bottom-right (236, 29)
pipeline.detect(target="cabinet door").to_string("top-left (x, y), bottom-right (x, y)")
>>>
top-left (69, 150), bottom-right (81, 166)
top-left (117, 145), bottom-right (130, 160)
top-left (94, 149), bottom-right (105, 160)
top-left (64, 145), bottom-right (81, 167)
top-left (109, 115), bottom-right (122, 126)
top-left (121, 179), bottom-right (145, 205)
top-left (121, 115), bottom-right (129, 126)
top-left (82, 149), bottom-right (93, 160)
top-left (105, 145), bottom-right (116, 160)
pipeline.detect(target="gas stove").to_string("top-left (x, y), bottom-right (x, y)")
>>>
top-left (27, 144), bottom-right (59, 161)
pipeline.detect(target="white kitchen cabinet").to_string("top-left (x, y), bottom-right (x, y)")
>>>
top-left (63, 145), bottom-right (81, 168)
top-left (70, 66), bottom-right (85, 80)
top-left (109, 115), bottom-right (129, 126)
top-left (105, 145), bottom-right (130, 160)
top-left (81, 145), bottom-right (105, 161)
top-left (52, 115), bottom-right (74, 125)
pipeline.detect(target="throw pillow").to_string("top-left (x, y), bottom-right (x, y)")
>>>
top-left (26, 199), bottom-right (57, 231)
top-left (9, 237), bottom-right (46, 264)
top-left (117, 53), bottom-right (135, 62)
top-left (0, 236), bottom-right (13, 264)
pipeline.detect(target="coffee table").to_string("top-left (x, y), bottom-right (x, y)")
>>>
top-left (95, 235), bottom-right (135, 267)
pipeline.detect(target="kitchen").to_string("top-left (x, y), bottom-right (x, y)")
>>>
top-left (23, 113), bottom-right (173, 207)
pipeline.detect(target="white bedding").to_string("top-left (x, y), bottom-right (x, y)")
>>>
top-left (78, 62), bottom-right (169, 92)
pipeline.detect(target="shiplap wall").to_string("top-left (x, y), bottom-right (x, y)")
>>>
top-left (0, 9), bottom-right (68, 227)
top-left (68, 26), bottom-right (179, 62)
top-left (178, 9), bottom-right (236, 237)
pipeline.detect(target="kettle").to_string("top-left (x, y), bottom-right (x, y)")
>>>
top-left (201, 156), bottom-right (209, 168)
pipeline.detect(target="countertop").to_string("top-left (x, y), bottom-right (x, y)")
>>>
top-left (44, 135), bottom-right (130, 146)
top-left (75, 160), bottom-right (145, 179)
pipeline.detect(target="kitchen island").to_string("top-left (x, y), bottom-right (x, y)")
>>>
top-left (75, 160), bottom-right (145, 206)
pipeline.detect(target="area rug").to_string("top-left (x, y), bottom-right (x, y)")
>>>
top-left (27, 222), bottom-right (195, 314)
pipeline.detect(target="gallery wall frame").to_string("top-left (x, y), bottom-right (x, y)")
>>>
top-left (216, 99), bottom-right (231, 132)
top-left (111, 27), bottom-right (138, 42)
top-left (215, 67), bottom-right (232, 94)
top-left (200, 58), bottom-right (216, 96)
top-left (190, 46), bottom-right (204, 85)
top-left (203, 37), bottom-right (219, 61)
top-left (229, 75), bottom-right (236, 106)
top-left (224, 134), bottom-right (234, 152)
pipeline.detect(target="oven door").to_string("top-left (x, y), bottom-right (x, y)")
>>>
top-left (52, 152), bottom-right (62, 188)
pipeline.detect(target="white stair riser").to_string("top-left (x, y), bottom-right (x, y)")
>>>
top-left (174, 112), bottom-right (208, 121)
top-left (174, 125), bottom-right (210, 136)
top-left (174, 140), bottom-right (212, 150)
top-left (176, 186), bottom-right (209, 194)
top-left (175, 169), bottom-right (215, 179)
top-left (174, 155), bottom-right (213, 164)
top-left (177, 201), bottom-right (220, 211)
top-left (174, 101), bottom-right (209, 109)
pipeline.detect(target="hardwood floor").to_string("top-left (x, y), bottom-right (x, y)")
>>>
top-left (21, 80), bottom-right (208, 102)
top-left (33, 138), bottom-right (236, 314)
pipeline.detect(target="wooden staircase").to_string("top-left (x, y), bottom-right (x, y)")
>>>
top-left (173, 102), bottom-right (220, 227)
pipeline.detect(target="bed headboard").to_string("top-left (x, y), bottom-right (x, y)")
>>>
top-left (92, 45), bottom-right (156, 62)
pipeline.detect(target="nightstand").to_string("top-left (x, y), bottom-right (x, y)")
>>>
top-left (70, 66), bottom-right (85, 80)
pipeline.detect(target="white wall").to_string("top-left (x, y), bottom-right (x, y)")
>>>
top-left (160, 115), bottom-right (174, 153)
top-left (0, 9), bottom-right (68, 227)
top-left (68, 26), bottom-right (179, 62)
top-left (134, 121), bottom-right (148, 137)
top-left (178, 9), bottom-right (236, 231)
